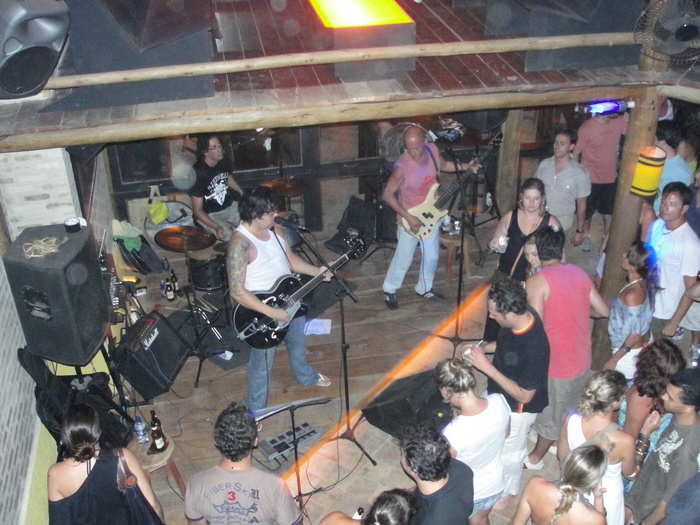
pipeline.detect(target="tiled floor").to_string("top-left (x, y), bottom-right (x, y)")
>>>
top-left (130, 212), bottom-right (604, 524)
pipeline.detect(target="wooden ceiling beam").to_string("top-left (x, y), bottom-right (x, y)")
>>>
top-left (44, 33), bottom-right (636, 90)
top-left (0, 86), bottom-right (644, 152)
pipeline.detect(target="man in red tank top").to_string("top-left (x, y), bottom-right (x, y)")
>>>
top-left (524, 227), bottom-right (609, 469)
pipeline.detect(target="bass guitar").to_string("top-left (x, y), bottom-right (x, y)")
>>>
top-left (232, 236), bottom-right (366, 349)
top-left (400, 132), bottom-right (502, 240)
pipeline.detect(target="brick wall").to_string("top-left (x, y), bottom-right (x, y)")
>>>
top-left (0, 259), bottom-right (34, 525)
top-left (0, 149), bottom-right (80, 240)
top-left (0, 148), bottom-right (80, 524)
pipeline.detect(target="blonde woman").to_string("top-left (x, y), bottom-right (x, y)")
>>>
top-left (436, 358), bottom-right (510, 525)
top-left (511, 445), bottom-right (607, 525)
top-left (558, 370), bottom-right (636, 525)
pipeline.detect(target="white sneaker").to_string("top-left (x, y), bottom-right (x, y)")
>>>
top-left (315, 373), bottom-right (331, 387)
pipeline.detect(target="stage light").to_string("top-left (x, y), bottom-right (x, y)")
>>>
top-left (308, 0), bottom-right (413, 28)
top-left (578, 99), bottom-right (636, 115)
top-left (630, 146), bottom-right (666, 198)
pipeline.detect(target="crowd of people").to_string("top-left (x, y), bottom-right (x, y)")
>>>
top-left (45, 112), bottom-right (700, 524)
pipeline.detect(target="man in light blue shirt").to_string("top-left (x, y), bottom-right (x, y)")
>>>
top-left (653, 121), bottom-right (691, 214)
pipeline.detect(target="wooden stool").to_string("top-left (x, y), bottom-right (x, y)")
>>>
top-left (129, 440), bottom-right (186, 497)
top-left (440, 232), bottom-right (471, 281)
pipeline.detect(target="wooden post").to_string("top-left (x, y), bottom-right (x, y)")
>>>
top-left (590, 0), bottom-right (667, 368)
top-left (495, 109), bottom-right (523, 215)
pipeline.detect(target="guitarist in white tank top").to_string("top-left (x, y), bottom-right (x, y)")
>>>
top-left (382, 125), bottom-right (480, 310)
top-left (228, 186), bottom-right (332, 410)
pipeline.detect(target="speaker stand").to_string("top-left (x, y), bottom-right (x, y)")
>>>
top-left (69, 366), bottom-right (134, 425)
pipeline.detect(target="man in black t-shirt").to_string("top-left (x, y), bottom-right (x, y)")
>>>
top-left (460, 277), bottom-right (549, 509)
top-left (189, 134), bottom-right (244, 241)
top-left (400, 426), bottom-right (473, 525)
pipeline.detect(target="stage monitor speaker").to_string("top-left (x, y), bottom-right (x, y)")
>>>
top-left (113, 311), bottom-right (191, 400)
top-left (3, 224), bottom-right (109, 366)
top-left (0, 0), bottom-right (69, 98)
top-left (362, 370), bottom-right (452, 438)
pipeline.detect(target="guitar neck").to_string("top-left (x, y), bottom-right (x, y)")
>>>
top-left (434, 180), bottom-right (461, 210)
top-left (288, 255), bottom-right (349, 303)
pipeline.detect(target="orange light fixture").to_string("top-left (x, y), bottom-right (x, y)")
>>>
top-left (308, 0), bottom-right (413, 28)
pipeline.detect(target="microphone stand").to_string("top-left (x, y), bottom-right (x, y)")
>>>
top-left (292, 230), bottom-right (376, 466)
top-left (435, 144), bottom-right (484, 358)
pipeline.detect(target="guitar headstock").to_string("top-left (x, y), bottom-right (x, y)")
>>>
top-left (343, 234), bottom-right (367, 260)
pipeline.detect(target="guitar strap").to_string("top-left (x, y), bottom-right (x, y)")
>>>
top-left (425, 144), bottom-right (440, 179)
top-left (272, 229), bottom-right (294, 270)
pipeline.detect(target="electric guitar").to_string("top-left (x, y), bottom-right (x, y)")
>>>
top-left (400, 133), bottom-right (502, 240)
top-left (232, 236), bottom-right (366, 349)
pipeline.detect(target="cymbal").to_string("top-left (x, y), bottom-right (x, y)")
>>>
top-left (261, 177), bottom-right (305, 198)
top-left (154, 226), bottom-right (216, 253)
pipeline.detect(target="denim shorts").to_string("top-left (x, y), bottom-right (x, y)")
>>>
top-left (470, 491), bottom-right (503, 516)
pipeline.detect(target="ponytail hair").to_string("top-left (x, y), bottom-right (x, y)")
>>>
top-left (552, 445), bottom-right (607, 521)
top-left (60, 404), bottom-right (101, 462)
top-left (579, 370), bottom-right (627, 416)
top-left (362, 489), bottom-right (416, 525)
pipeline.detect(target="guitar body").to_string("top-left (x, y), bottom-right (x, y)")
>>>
top-left (232, 274), bottom-right (308, 349)
top-left (400, 183), bottom-right (449, 240)
top-left (231, 235), bottom-right (367, 349)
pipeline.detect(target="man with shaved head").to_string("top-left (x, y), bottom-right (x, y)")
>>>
top-left (382, 124), bottom-right (479, 309)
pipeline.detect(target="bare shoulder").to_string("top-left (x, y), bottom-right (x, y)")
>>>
top-left (621, 283), bottom-right (645, 306)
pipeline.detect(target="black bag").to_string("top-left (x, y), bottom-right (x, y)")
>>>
top-left (17, 347), bottom-right (132, 456)
top-left (116, 449), bottom-right (165, 525)
top-left (115, 235), bottom-right (169, 274)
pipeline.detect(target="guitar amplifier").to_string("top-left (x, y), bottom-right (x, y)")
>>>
top-left (113, 311), bottom-right (191, 400)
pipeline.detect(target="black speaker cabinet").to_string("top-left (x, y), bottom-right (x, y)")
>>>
top-left (362, 370), bottom-right (452, 438)
top-left (0, 0), bottom-right (69, 98)
top-left (3, 224), bottom-right (109, 366)
top-left (113, 312), bottom-right (191, 400)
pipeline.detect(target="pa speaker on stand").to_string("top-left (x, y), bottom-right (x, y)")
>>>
top-left (0, 0), bottom-right (69, 99)
top-left (3, 224), bottom-right (110, 366)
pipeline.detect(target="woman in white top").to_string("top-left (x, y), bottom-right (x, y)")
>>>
top-left (557, 370), bottom-right (637, 525)
top-left (435, 358), bottom-right (510, 525)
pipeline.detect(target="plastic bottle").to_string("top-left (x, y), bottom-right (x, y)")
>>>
top-left (133, 416), bottom-right (148, 445)
top-left (690, 344), bottom-right (700, 368)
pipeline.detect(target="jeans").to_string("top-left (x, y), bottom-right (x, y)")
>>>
top-left (382, 224), bottom-right (440, 295)
top-left (501, 411), bottom-right (537, 496)
top-left (245, 316), bottom-right (318, 411)
top-left (200, 203), bottom-right (240, 241)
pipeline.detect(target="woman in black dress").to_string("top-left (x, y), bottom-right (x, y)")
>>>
top-left (484, 178), bottom-right (560, 341)
top-left (47, 404), bottom-right (163, 524)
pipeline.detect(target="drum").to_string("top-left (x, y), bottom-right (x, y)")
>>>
top-left (189, 255), bottom-right (227, 291)
top-left (144, 200), bottom-right (193, 245)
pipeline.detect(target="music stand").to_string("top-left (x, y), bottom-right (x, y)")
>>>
top-left (252, 397), bottom-right (332, 513)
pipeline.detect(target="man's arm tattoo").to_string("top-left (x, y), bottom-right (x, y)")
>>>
top-left (227, 237), bottom-right (249, 297)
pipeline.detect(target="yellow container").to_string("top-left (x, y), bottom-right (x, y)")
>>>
top-left (630, 146), bottom-right (666, 197)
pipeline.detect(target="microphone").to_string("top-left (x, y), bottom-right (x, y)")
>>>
top-left (274, 216), bottom-right (309, 233)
